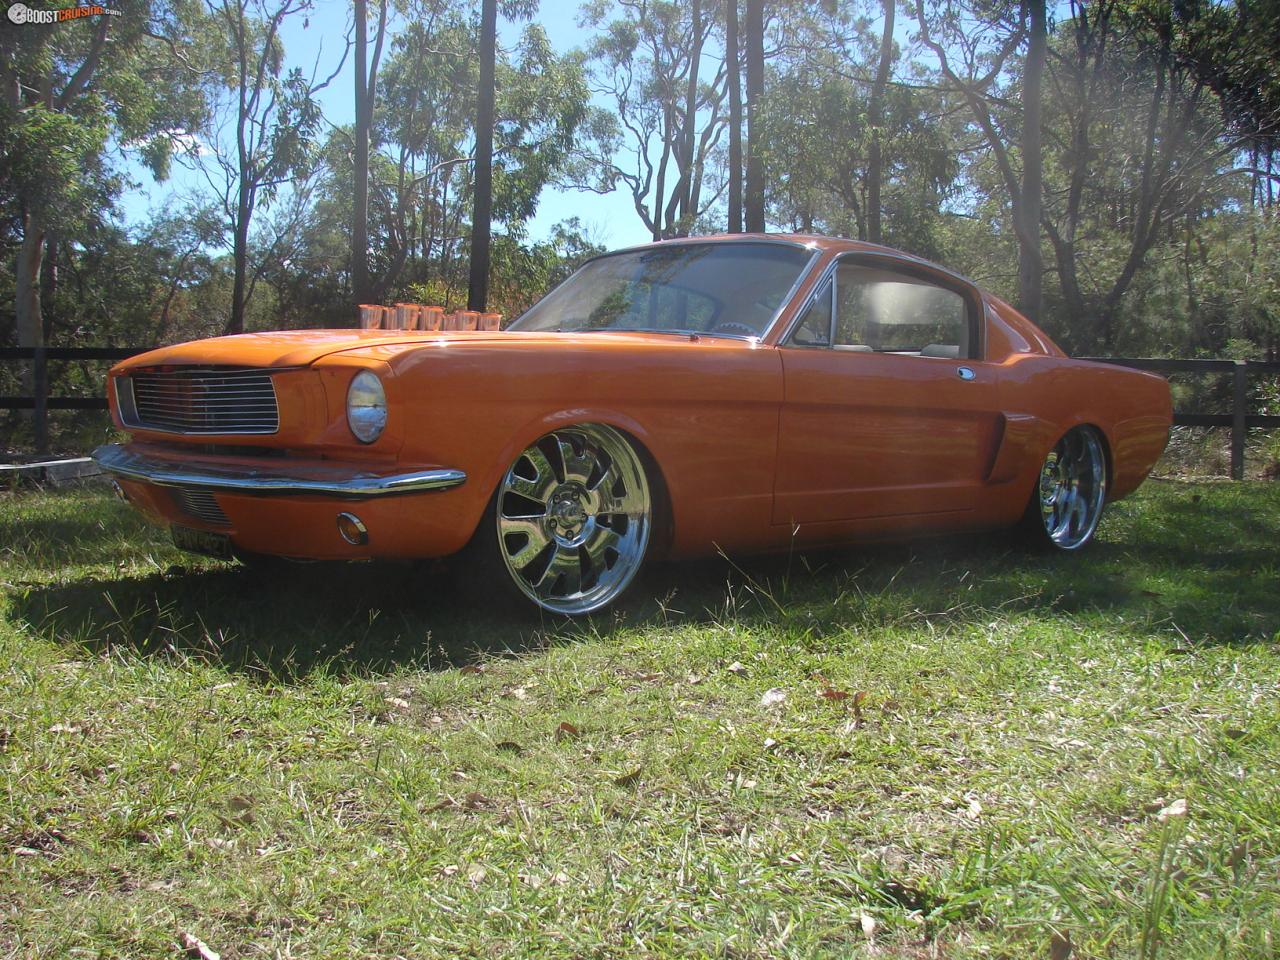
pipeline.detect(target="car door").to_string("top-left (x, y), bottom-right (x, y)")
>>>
top-left (773, 255), bottom-right (1003, 524)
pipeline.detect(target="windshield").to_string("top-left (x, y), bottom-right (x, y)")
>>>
top-left (508, 242), bottom-right (814, 339)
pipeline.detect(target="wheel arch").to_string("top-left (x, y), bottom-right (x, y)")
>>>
top-left (468, 409), bottom-right (678, 559)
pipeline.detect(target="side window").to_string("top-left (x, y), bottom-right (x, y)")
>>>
top-left (833, 262), bottom-right (970, 357)
top-left (789, 279), bottom-right (833, 347)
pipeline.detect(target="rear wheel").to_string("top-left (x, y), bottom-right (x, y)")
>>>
top-left (480, 424), bottom-right (653, 616)
top-left (1023, 425), bottom-right (1108, 550)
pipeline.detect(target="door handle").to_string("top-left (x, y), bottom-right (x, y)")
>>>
top-left (957, 366), bottom-right (976, 381)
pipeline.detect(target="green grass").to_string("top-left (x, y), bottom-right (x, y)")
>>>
top-left (2, 480), bottom-right (1278, 958)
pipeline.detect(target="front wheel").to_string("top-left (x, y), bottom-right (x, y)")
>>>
top-left (478, 423), bottom-right (653, 616)
top-left (1022, 425), bottom-right (1108, 550)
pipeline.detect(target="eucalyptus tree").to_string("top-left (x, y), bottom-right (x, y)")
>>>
top-left (197, 0), bottom-right (345, 335)
top-left (583, 0), bottom-right (730, 239)
top-left (1035, 0), bottom-right (1254, 352)
top-left (758, 48), bottom-right (959, 256)
top-left (281, 6), bottom-right (596, 314)
top-left (0, 0), bottom-right (210, 404)
top-left (911, 0), bottom-right (1043, 318)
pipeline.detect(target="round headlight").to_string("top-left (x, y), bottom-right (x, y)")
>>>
top-left (346, 370), bottom-right (387, 444)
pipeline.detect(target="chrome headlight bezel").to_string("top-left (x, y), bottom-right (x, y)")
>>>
top-left (346, 370), bottom-right (387, 444)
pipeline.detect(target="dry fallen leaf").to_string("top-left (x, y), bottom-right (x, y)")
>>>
top-left (760, 688), bottom-right (787, 708)
top-left (727, 661), bottom-right (748, 676)
top-left (1157, 798), bottom-right (1188, 821)
top-left (614, 769), bottom-right (642, 788)
top-left (460, 664), bottom-right (486, 675)
top-left (466, 864), bottom-right (488, 884)
top-left (440, 864), bottom-right (460, 877)
top-left (820, 688), bottom-right (850, 701)
top-left (463, 792), bottom-right (492, 810)
top-left (966, 797), bottom-right (983, 820)
top-left (502, 686), bottom-right (528, 701)
top-left (1050, 929), bottom-right (1072, 960)
top-left (494, 741), bottom-right (523, 754)
top-left (384, 696), bottom-right (411, 710)
top-left (47, 723), bottom-right (85, 736)
top-left (179, 932), bottom-right (220, 960)
top-left (554, 721), bottom-right (580, 742)
top-left (860, 913), bottom-right (878, 938)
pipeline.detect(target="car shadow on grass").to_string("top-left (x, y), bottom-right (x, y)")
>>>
top-left (8, 480), bottom-right (1278, 678)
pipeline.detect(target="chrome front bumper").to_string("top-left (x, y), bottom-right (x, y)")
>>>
top-left (92, 443), bottom-right (466, 499)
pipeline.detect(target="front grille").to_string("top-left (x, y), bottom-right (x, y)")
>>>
top-left (121, 367), bottom-right (279, 435)
top-left (172, 487), bottom-right (231, 526)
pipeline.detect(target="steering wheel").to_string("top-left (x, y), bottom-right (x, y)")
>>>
top-left (708, 320), bottom-right (760, 338)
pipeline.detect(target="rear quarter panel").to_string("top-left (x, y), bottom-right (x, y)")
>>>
top-left (997, 354), bottom-right (1172, 504)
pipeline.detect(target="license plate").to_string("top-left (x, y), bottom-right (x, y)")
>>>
top-left (172, 524), bottom-right (233, 560)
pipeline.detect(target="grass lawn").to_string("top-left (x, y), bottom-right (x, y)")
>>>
top-left (1, 479), bottom-right (1277, 958)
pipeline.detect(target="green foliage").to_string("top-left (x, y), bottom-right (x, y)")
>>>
top-left (758, 48), bottom-right (961, 259)
top-left (0, 0), bottom-right (212, 229)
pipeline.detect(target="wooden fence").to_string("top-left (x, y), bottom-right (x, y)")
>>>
top-left (1081, 358), bottom-right (1280, 480)
top-left (0, 346), bottom-right (150, 452)
top-left (3, 348), bottom-right (1278, 477)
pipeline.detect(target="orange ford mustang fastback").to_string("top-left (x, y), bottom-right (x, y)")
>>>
top-left (95, 235), bottom-right (1172, 615)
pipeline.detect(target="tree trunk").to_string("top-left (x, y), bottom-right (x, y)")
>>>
top-left (352, 0), bottom-right (371, 313)
top-left (15, 209), bottom-right (47, 452)
top-left (467, 0), bottom-right (497, 312)
top-left (743, 0), bottom-right (765, 232)
top-left (678, 0), bottom-right (702, 233)
top-left (227, 182), bottom-right (252, 335)
top-left (15, 210), bottom-right (45, 391)
top-left (352, 0), bottom-right (387, 318)
top-left (40, 232), bottom-right (58, 342)
top-left (1018, 0), bottom-right (1046, 322)
top-left (866, 0), bottom-right (894, 245)
top-left (725, 0), bottom-right (743, 232)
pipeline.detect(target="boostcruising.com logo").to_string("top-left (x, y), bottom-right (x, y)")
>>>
top-left (7, 2), bottom-right (121, 24)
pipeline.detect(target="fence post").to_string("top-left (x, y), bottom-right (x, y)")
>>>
top-left (33, 345), bottom-right (49, 455)
top-left (1231, 360), bottom-right (1246, 481)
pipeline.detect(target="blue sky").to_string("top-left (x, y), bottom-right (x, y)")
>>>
top-left (118, 0), bottom-right (656, 249)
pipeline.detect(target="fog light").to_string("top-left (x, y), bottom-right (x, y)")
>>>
top-left (337, 512), bottom-right (369, 546)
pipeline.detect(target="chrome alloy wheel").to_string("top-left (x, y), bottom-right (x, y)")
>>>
top-left (495, 424), bottom-right (651, 615)
top-left (1038, 426), bottom-right (1107, 550)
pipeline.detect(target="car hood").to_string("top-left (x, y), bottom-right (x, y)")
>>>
top-left (112, 329), bottom-right (760, 372)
